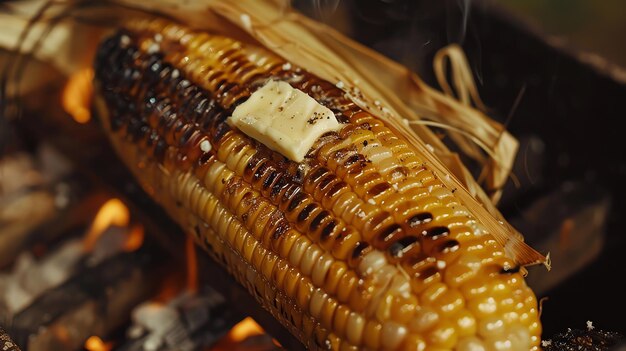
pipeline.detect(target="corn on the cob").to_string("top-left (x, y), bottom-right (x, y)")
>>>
top-left (93, 18), bottom-right (541, 351)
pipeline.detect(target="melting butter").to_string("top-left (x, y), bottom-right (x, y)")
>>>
top-left (228, 80), bottom-right (342, 162)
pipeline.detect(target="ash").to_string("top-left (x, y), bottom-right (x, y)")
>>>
top-left (121, 289), bottom-right (236, 351)
top-left (543, 324), bottom-right (623, 351)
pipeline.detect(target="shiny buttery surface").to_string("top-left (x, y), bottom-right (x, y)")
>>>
top-left (93, 18), bottom-right (540, 351)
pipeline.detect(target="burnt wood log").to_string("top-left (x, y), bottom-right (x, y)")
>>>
top-left (5, 242), bottom-right (166, 351)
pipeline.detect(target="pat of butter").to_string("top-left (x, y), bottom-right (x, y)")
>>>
top-left (228, 80), bottom-right (342, 162)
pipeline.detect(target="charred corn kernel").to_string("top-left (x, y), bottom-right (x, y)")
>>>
top-left (95, 18), bottom-right (541, 350)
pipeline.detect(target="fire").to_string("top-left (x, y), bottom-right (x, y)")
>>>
top-left (62, 68), bottom-right (94, 124)
top-left (82, 198), bottom-right (144, 252)
top-left (83, 198), bottom-right (129, 251)
top-left (229, 317), bottom-right (265, 342)
top-left (123, 224), bottom-right (145, 252)
top-left (84, 336), bottom-right (112, 351)
top-left (210, 317), bottom-right (272, 350)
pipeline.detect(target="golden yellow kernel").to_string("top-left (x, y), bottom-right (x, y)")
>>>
top-left (467, 295), bottom-right (499, 318)
top-left (345, 312), bottom-right (365, 345)
top-left (453, 309), bottom-right (477, 337)
top-left (363, 320), bottom-right (382, 349)
top-left (333, 304), bottom-right (351, 339)
top-left (420, 282), bottom-right (448, 305)
top-left (426, 320), bottom-right (458, 349)
top-left (410, 307), bottom-right (440, 333)
top-left (390, 295), bottom-right (419, 324)
top-left (401, 334), bottom-right (427, 351)
top-left (437, 288), bottom-right (465, 316)
top-left (381, 321), bottom-right (408, 350)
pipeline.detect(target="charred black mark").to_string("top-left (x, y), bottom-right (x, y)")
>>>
top-left (126, 117), bottom-right (146, 141)
top-left (244, 154), bottom-right (263, 179)
top-left (286, 191), bottom-right (306, 212)
top-left (351, 241), bottom-right (371, 260)
top-left (343, 154), bottom-right (361, 167)
top-left (500, 265), bottom-right (521, 274)
top-left (320, 220), bottom-right (337, 240)
top-left (146, 130), bottom-right (159, 148)
top-left (437, 239), bottom-right (460, 254)
top-left (280, 185), bottom-right (300, 206)
top-left (378, 224), bottom-right (403, 244)
top-left (154, 138), bottom-right (167, 163)
top-left (309, 167), bottom-right (328, 184)
top-left (198, 151), bottom-right (213, 165)
top-left (253, 162), bottom-right (270, 182)
top-left (326, 181), bottom-right (346, 198)
top-left (318, 174), bottom-right (336, 189)
top-left (270, 174), bottom-right (288, 199)
top-left (297, 203), bottom-right (317, 222)
top-left (272, 220), bottom-right (289, 240)
top-left (422, 226), bottom-right (450, 240)
top-left (263, 170), bottom-right (278, 190)
top-left (179, 125), bottom-right (196, 146)
top-left (418, 266), bottom-right (439, 281)
top-left (158, 106), bottom-right (178, 129)
top-left (368, 182), bottom-right (391, 197)
top-left (211, 121), bottom-right (231, 144)
top-left (407, 212), bottom-right (433, 228)
top-left (389, 236), bottom-right (419, 258)
top-left (368, 211), bottom-right (392, 234)
top-left (309, 210), bottom-right (329, 232)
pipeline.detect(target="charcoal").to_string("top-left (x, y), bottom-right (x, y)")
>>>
top-left (543, 325), bottom-right (623, 351)
top-left (0, 327), bottom-right (21, 351)
top-left (5, 243), bottom-right (166, 351)
top-left (119, 289), bottom-right (239, 351)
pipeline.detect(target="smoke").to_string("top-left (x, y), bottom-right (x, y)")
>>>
top-left (446, 0), bottom-right (471, 45)
top-left (308, 0), bottom-right (341, 22)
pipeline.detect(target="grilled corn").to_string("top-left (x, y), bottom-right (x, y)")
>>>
top-left (93, 18), bottom-right (541, 351)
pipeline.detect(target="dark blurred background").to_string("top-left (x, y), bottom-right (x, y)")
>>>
top-left (500, 0), bottom-right (626, 68)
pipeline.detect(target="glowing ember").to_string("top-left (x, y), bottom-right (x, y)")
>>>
top-left (229, 317), bottom-right (265, 342)
top-left (84, 335), bottom-right (112, 351)
top-left (123, 224), bottom-right (145, 252)
top-left (83, 198), bottom-right (129, 251)
top-left (210, 317), bottom-right (281, 350)
top-left (62, 68), bottom-right (94, 124)
top-left (83, 199), bottom-right (144, 252)
top-left (153, 274), bottom-right (184, 303)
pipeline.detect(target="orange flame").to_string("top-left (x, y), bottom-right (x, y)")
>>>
top-left (82, 198), bottom-right (145, 252)
top-left (62, 68), bottom-right (94, 124)
top-left (153, 273), bottom-right (185, 303)
top-left (229, 317), bottom-right (265, 342)
top-left (210, 317), bottom-right (270, 350)
top-left (84, 336), bottom-right (112, 351)
top-left (123, 224), bottom-right (145, 252)
top-left (83, 198), bottom-right (129, 251)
